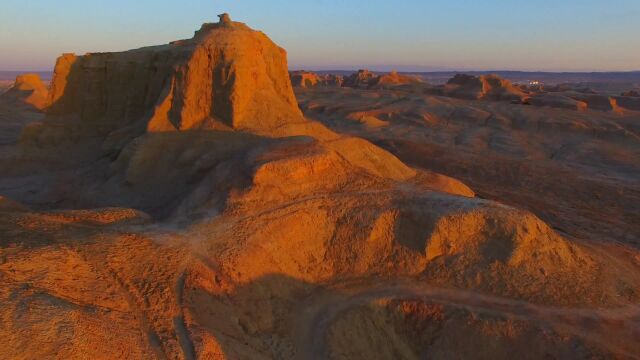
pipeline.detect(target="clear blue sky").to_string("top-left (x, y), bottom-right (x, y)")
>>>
top-left (1, 0), bottom-right (639, 72)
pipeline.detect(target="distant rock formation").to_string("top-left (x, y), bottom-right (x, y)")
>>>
top-left (290, 71), bottom-right (344, 88)
top-left (369, 70), bottom-right (423, 88)
top-left (442, 74), bottom-right (527, 102)
top-left (343, 69), bottom-right (378, 88)
top-left (1, 73), bottom-right (49, 110)
top-left (342, 69), bottom-right (422, 89)
top-left (290, 71), bottom-right (321, 88)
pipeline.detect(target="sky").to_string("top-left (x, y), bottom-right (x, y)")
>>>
top-left (1, 0), bottom-right (639, 72)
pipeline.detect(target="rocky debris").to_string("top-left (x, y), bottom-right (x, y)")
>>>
top-left (440, 74), bottom-right (527, 102)
top-left (0, 73), bottom-right (49, 110)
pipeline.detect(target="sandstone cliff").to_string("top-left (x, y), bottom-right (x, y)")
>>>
top-left (40, 16), bottom-right (304, 142)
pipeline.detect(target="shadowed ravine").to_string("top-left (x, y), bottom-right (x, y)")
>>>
top-left (291, 280), bottom-right (640, 359)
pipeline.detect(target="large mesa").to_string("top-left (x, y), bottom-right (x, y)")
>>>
top-left (39, 12), bottom-right (304, 141)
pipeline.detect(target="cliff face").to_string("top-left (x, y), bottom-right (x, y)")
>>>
top-left (45, 20), bottom-right (303, 138)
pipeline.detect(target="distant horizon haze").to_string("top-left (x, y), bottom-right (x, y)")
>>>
top-left (1, 0), bottom-right (639, 72)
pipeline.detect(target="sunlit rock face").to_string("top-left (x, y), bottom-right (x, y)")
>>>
top-left (1, 73), bottom-right (49, 110)
top-left (44, 14), bottom-right (304, 138)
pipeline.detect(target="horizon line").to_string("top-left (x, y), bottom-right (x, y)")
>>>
top-left (2, 68), bottom-right (640, 75)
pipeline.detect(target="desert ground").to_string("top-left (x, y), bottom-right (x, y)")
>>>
top-left (0, 15), bottom-right (639, 360)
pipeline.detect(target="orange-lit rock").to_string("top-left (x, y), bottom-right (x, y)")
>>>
top-left (1, 73), bottom-right (49, 110)
top-left (39, 14), bottom-right (303, 142)
top-left (441, 74), bottom-right (527, 101)
top-left (370, 70), bottom-right (423, 88)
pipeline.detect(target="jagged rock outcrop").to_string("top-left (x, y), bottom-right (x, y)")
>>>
top-left (441, 74), bottom-right (527, 101)
top-left (343, 69), bottom-right (378, 88)
top-left (290, 71), bottom-right (344, 88)
top-left (1, 74), bottom-right (49, 110)
top-left (290, 71), bottom-right (322, 88)
top-left (621, 90), bottom-right (640, 97)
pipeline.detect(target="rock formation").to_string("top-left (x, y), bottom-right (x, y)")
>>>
top-left (290, 71), bottom-right (344, 88)
top-left (343, 69), bottom-right (379, 88)
top-left (290, 71), bottom-right (322, 88)
top-left (0, 73), bottom-right (49, 110)
top-left (370, 70), bottom-right (423, 88)
top-left (442, 74), bottom-right (527, 101)
top-left (38, 13), bottom-right (304, 143)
